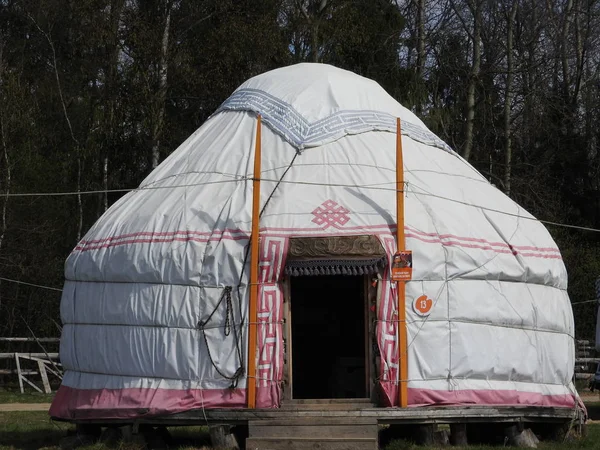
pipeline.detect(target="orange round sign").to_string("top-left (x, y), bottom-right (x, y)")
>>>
top-left (413, 295), bottom-right (433, 317)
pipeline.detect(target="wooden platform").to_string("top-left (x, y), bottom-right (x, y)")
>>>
top-left (52, 402), bottom-right (583, 450)
top-left (54, 402), bottom-right (581, 427)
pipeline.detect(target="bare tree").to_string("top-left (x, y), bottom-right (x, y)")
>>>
top-left (29, 15), bottom-right (84, 240)
top-left (450, 0), bottom-right (483, 161)
top-left (415, 0), bottom-right (426, 79)
top-left (151, 0), bottom-right (172, 169)
top-left (0, 44), bottom-right (10, 253)
top-left (295, 0), bottom-right (330, 63)
top-left (503, 0), bottom-right (519, 196)
top-left (102, 0), bottom-right (125, 210)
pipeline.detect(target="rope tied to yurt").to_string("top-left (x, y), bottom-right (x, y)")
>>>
top-left (230, 150), bottom-right (300, 394)
top-left (197, 286), bottom-right (245, 389)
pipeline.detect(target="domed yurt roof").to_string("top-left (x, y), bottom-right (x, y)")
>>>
top-left (50, 63), bottom-right (576, 420)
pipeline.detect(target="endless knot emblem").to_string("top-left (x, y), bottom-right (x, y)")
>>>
top-left (311, 200), bottom-right (350, 229)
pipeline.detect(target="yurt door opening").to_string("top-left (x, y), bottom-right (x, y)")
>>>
top-left (288, 275), bottom-right (368, 399)
top-left (282, 235), bottom-right (385, 401)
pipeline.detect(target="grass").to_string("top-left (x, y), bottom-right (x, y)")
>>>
top-left (383, 425), bottom-right (600, 449)
top-left (0, 411), bottom-right (212, 450)
top-left (0, 388), bottom-right (54, 404)
top-left (0, 411), bottom-right (73, 450)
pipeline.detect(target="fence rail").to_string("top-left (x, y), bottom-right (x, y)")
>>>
top-left (0, 337), bottom-right (61, 394)
top-left (0, 338), bottom-right (598, 392)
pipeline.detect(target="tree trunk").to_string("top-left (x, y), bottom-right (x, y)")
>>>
top-left (560, 0), bottom-right (574, 102)
top-left (462, 0), bottom-right (482, 161)
top-left (151, 1), bottom-right (172, 170)
top-left (503, 0), bottom-right (518, 196)
top-left (30, 17), bottom-right (84, 240)
top-left (103, 0), bottom-right (125, 212)
top-left (0, 46), bottom-right (9, 254)
top-left (0, 111), bottom-right (9, 253)
top-left (77, 157), bottom-right (83, 241)
top-left (415, 0), bottom-right (426, 78)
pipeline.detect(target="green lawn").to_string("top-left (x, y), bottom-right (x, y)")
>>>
top-left (0, 411), bottom-right (212, 450)
top-left (383, 425), bottom-right (599, 449)
top-left (0, 388), bottom-right (54, 404)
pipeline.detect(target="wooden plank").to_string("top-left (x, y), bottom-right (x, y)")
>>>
top-left (286, 399), bottom-right (372, 405)
top-left (363, 275), bottom-right (370, 398)
top-left (119, 405), bottom-right (577, 426)
top-left (247, 114), bottom-right (262, 409)
top-left (396, 117), bottom-right (408, 408)
top-left (249, 418), bottom-right (377, 427)
top-left (0, 353), bottom-right (59, 359)
top-left (282, 277), bottom-right (292, 402)
top-left (21, 375), bottom-right (44, 393)
top-left (0, 337), bottom-right (59, 342)
top-left (245, 437), bottom-right (377, 450)
top-left (14, 353), bottom-right (24, 394)
top-left (414, 424), bottom-right (435, 445)
top-left (450, 423), bottom-right (468, 446)
top-left (250, 423), bottom-right (377, 439)
top-left (37, 360), bottom-right (51, 394)
top-left (209, 424), bottom-right (239, 449)
top-left (575, 358), bottom-right (600, 363)
top-left (44, 364), bottom-right (63, 378)
top-left (0, 369), bottom-right (38, 375)
top-left (18, 354), bottom-right (58, 362)
top-left (280, 403), bottom-right (376, 411)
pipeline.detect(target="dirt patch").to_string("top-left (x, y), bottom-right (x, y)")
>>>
top-left (0, 403), bottom-right (51, 412)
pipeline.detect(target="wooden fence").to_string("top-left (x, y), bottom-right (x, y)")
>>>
top-left (0, 337), bottom-right (597, 392)
top-left (575, 340), bottom-right (599, 380)
top-left (0, 337), bottom-right (61, 394)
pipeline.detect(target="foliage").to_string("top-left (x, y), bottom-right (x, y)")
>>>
top-left (0, 0), bottom-right (600, 339)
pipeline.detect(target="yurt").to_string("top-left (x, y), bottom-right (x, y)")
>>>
top-left (50, 64), bottom-right (578, 425)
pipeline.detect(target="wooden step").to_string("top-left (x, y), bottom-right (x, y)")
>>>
top-left (287, 398), bottom-right (372, 404)
top-left (247, 418), bottom-right (378, 449)
top-left (250, 418), bottom-right (377, 438)
top-left (279, 402), bottom-right (376, 411)
top-left (245, 437), bottom-right (378, 450)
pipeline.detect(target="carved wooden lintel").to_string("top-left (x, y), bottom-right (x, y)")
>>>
top-left (287, 235), bottom-right (385, 260)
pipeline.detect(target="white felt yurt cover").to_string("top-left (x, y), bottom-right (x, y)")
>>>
top-left (50, 64), bottom-right (576, 420)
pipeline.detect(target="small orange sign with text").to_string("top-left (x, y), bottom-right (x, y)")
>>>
top-left (412, 295), bottom-right (433, 317)
top-left (391, 251), bottom-right (412, 281)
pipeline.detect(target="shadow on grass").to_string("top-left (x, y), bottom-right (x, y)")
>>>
top-left (585, 402), bottom-right (600, 420)
top-left (0, 428), bottom-right (67, 450)
top-left (167, 426), bottom-right (212, 449)
top-left (0, 425), bottom-right (212, 450)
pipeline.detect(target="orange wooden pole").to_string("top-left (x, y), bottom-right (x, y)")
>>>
top-left (247, 115), bottom-right (262, 409)
top-left (396, 118), bottom-right (409, 408)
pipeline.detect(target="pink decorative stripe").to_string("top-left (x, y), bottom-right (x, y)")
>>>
top-left (376, 234), bottom-right (399, 407)
top-left (80, 229), bottom-right (249, 245)
top-left (409, 387), bottom-right (576, 408)
top-left (49, 385), bottom-right (246, 420)
top-left (260, 224), bottom-right (395, 233)
top-left (48, 384), bottom-right (576, 420)
top-left (255, 235), bottom-right (288, 408)
top-left (73, 225), bottom-right (561, 260)
top-left (405, 226), bottom-right (561, 254)
top-left (405, 232), bottom-right (562, 260)
top-left (75, 235), bottom-right (247, 251)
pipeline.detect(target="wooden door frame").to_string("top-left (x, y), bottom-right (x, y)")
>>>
top-left (281, 274), bottom-right (374, 403)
